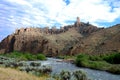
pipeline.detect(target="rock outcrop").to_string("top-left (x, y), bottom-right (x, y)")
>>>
top-left (0, 17), bottom-right (120, 56)
top-left (71, 24), bottom-right (120, 54)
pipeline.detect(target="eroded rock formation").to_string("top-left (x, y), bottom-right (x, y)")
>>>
top-left (0, 17), bottom-right (120, 56)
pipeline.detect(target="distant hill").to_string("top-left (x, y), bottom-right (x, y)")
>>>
top-left (72, 24), bottom-right (120, 55)
top-left (0, 18), bottom-right (120, 56)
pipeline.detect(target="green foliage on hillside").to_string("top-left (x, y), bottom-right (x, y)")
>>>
top-left (103, 52), bottom-right (120, 64)
top-left (2, 51), bottom-right (46, 61)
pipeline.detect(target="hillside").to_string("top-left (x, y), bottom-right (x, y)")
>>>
top-left (0, 18), bottom-right (120, 56)
top-left (72, 24), bottom-right (120, 54)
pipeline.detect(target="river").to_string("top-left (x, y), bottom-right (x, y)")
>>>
top-left (30, 58), bottom-right (120, 80)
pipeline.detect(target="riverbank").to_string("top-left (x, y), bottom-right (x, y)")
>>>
top-left (0, 55), bottom-right (89, 80)
top-left (0, 66), bottom-right (89, 80)
top-left (51, 53), bottom-right (120, 74)
top-left (38, 58), bottom-right (120, 80)
top-left (1, 51), bottom-right (120, 75)
top-left (75, 53), bottom-right (120, 74)
top-left (0, 51), bottom-right (120, 80)
top-left (0, 55), bottom-right (120, 80)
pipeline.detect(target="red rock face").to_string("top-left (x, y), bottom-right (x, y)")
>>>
top-left (0, 35), bottom-right (15, 53)
top-left (0, 23), bottom-right (120, 56)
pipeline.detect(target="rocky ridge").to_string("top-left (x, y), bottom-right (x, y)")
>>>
top-left (0, 17), bottom-right (120, 56)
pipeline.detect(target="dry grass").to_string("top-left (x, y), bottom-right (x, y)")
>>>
top-left (0, 67), bottom-right (48, 80)
top-left (44, 28), bottom-right (82, 51)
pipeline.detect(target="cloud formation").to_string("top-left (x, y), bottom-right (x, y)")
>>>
top-left (0, 0), bottom-right (120, 41)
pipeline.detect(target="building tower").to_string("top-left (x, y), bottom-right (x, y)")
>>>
top-left (75, 17), bottom-right (81, 27)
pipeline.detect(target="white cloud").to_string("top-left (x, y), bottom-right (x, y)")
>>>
top-left (0, 0), bottom-right (120, 41)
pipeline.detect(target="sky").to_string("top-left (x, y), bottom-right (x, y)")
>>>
top-left (0, 0), bottom-right (120, 41)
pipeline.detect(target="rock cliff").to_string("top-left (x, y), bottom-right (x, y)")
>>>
top-left (71, 24), bottom-right (120, 55)
top-left (0, 18), bottom-right (120, 56)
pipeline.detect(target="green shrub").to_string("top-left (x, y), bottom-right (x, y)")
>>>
top-left (107, 65), bottom-right (120, 74)
top-left (75, 53), bottom-right (120, 74)
top-left (30, 62), bottom-right (41, 67)
top-left (36, 54), bottom-right (46, 60)
top-left (73, 70), bottom-right (87, 80)
top-left (75, 54), bottom-right (89, 67)
top-left (87, 61), bottom-right (110, 70)
top-left (51, 70), bottom-right (88, 80)
top-left (24, 53), bottom-right (37, 60)
top-left (103, 52), bottom-right (120, 64)
top-left (89, 55), bottom-right (103, 61)
top-left (60, 70), bottom-right (71, 80)
top-left (2, 51), bottom-right (46, 61)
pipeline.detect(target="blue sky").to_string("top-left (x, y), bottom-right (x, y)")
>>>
top-left (0, 0), bottom-right (120, 41)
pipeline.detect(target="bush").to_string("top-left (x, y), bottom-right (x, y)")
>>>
top-left (36, 54), bottom-right (46, 60)
top-left (75, 53), bottom-right (120, 74)
top-left (30, 62), bottom-right (41, 67)
top-left (51, 70), bottom-right (88, 80)
top-left (107, 65), bottom-right (120, 74)
top-left (75, 54), bottom-right (89, 67)
top-left (89, 55), bottom-right (103, 61)
top-left (73, 70), bottom-right (87, 80)
top-left (103, 52), bottom-right (120, 64)
top-left (60, 70), bottom-right (71, 80)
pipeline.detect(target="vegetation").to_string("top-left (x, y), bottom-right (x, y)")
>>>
top-left (0, 67), bottom-right (48, 80)
top-left (51, 70), bottom-right (88, 80)
top-left (75, 52), bottom-right (120, 74)
top-left (37, 54), bottom-right (47, 60)
top-left (0, 53), bottom-right (89, 80)
top-left (2, 51), bottom-right (46, 61)
top-left (0, 51), bottom-right (90, 80)
top-left (0, 67), bottom-right (89, 80)
top-left (103, 52), bottom-right (120, 64)
top-left (0, 55), bottom-right (52, 76)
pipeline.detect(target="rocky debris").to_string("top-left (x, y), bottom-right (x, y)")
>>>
top-left (57, 59), bottom-right (75, 64)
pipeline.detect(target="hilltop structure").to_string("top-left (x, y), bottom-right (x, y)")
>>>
top-left (74, 17), bottom-right (81, 27)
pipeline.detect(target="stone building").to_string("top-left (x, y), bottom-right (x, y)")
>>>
top-left (74, 17), bottom-right (81, 27)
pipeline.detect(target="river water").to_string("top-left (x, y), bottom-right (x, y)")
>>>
top-left (31, 58), bottom-right (120, 80)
